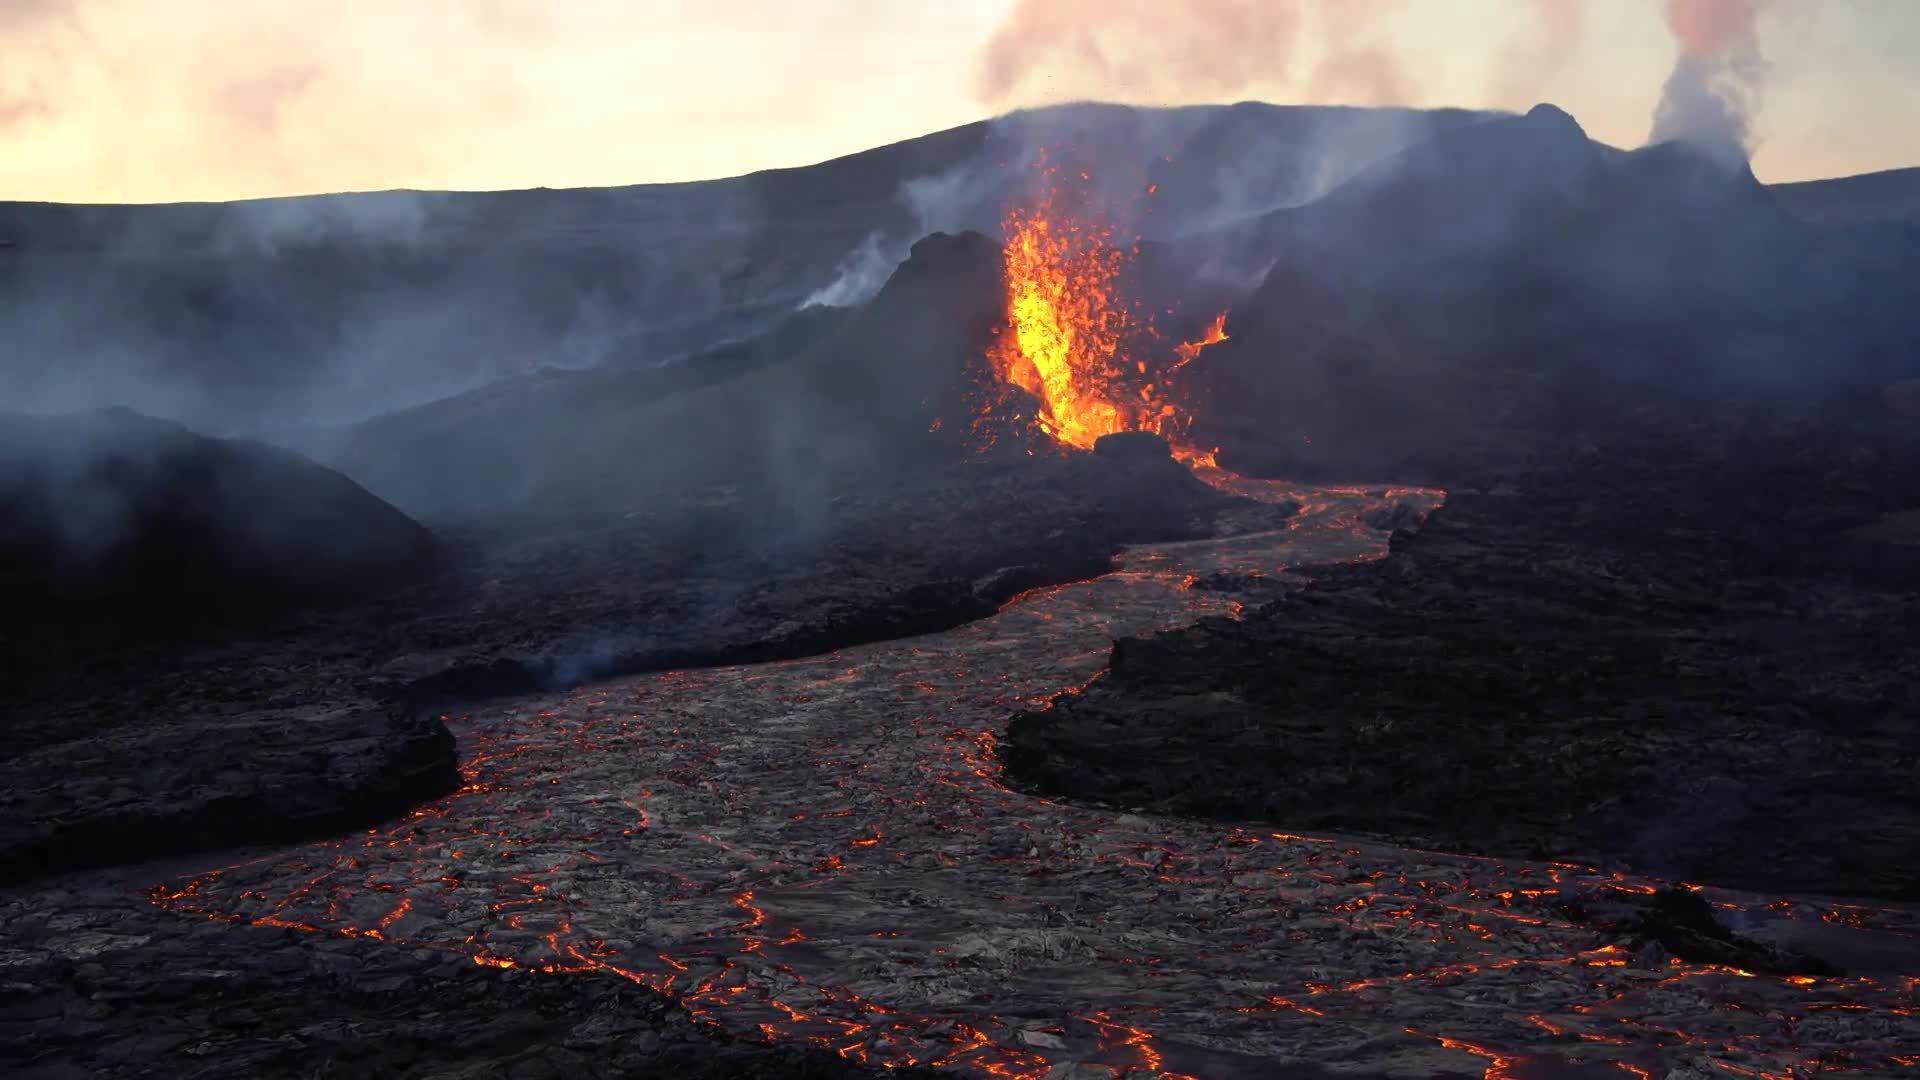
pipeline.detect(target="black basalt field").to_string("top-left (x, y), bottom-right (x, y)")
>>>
top-left (4, 99), bottom-right (1920, 1078)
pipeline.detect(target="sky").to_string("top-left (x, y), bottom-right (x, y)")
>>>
top-left (1, 0), bottom-right (1916, 204)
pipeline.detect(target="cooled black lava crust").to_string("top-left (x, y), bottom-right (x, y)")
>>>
top-left (1006, 407), bottom-right (1920, 900)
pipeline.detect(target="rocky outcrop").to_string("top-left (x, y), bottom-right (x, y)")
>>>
top-left (0, 406), bottom-right (437, 625)
top-left (0, 700), bottom-right (456, 886)
top-left (1091, 430), bottom-right (1173, 462)
top-left (0, 888), bottom-right (919, 1079)
top-left (4, 447), bottom-right (1250, 883)
top-left (1005, 409), bottom-right (1920, 900)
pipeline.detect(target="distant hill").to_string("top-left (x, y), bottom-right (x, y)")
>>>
top-left (0, 102), bottom-right (1484, 437)
top-left (316, 231), bottom-right (1006, 522)
top-left (294, 102), bottom-right (1920, 512)
top-left (15, 99), bottom-right (1915, 512)
top-left (1180, 108), bottom-right (1920, 480)
top-left (1770, 167), bottom-right (1920, 226)
top-left (0, 407), bottom-right (436, 623)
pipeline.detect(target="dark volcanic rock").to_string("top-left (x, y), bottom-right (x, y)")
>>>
top-left (0, 886), bottom-right (916, 1080)
top-left (0, 700), bottom-right (457, 888)
top-left (1005, 409), bottom-right (1920, 900)
top-left (318, 228), bottom-right (1007, 522)
top-left (1601, 888), bottom-right (1841, 977)
top-left (0, 103), bottom-right (1482, 436)
top-left (4, 449), bottom-right (1249, 883)
top-left (398, 446), bottom-right (1232, 706)
top-left (1092, 431), bottom-right (1172, 461)
top-left (1887, 378), bottom-right (1920, 419)
top-left (0, 408), bottom-right (452, 883)
top-left (1771, 165), bottom-right (1920, 227)
top-left (1180, 107), bottom-right (1920, 488)
top-left (0, 406), bottom-right (436, 623)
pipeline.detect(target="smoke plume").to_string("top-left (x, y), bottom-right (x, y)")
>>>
top-left (799, 232), bottom-right (896, 309)
top-left (1489, 0), bottom-right (1585, 107)
top-left (976, 0), bottom-right (1307, 107)
top-left (976, 0), bottom-right (1601, 115)
top-left (1649, 0), bottom-right (1772, 165)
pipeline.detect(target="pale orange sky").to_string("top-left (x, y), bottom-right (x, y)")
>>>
top-left (2, 0), bottom-right (1916, 204)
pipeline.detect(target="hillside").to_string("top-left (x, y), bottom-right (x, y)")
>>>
top-left (1771, 166), bottom-right (1920, 226)
top-left (0, 102), bottom-right (1484, 439)
top-left (0, 405), bottom-right (436, 621)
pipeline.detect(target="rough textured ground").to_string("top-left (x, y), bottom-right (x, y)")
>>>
top-left (6, 477), bottom-right (1912, 1079)
top-left (1006, 411), bottom-right (1920, 902)
top-left (0, 858), bottom-right (916, 1080)
top-left (3, 447), bottom-right (1266, 884)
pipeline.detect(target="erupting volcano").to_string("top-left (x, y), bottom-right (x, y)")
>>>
top-left (12, 73), bottom-right (1920, 1080)
top-left (976, 160), bottom-right (1229, 466)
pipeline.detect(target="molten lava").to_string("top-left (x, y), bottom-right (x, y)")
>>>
top-left (1172, 312), bottom-right (1229, 371)
top-left (138, 479), bottom-right (1918, 1079)
top-left (981, 171), bottom-right (1227, 466)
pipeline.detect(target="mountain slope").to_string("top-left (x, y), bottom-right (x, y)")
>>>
top-left (0, 103), bottom-right (1484, 436)
top-left (319, 231), bottom-right (1006, 520)
top-left (1771, 166), bottom-right (1920, 226)
top-left (1179, 111), bottom-right (1920, 480)
top-left (0, 406), bottom-right (436, 620)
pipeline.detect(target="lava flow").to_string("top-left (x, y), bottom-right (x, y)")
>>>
top-left (144, 480), bottom-right (1919, 1078)
top-left (978, 160), bottom-right (1227, 466)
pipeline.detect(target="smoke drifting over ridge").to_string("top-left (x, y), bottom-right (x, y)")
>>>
top-left (1650, 0), bottom-right (1773, 165)
top-left (974, 0), bottom-right (1595, 112)
top-left (974, 0), bottom-right (1808, 172)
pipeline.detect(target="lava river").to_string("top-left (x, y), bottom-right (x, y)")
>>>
top-left (151, 478), bottom-right (1920, 1078)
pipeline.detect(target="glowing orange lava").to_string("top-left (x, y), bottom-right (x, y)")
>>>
top-left (980, 166), bottom-right (1227, 467)
top-left (1172, 311), bottom-right (1229, 371)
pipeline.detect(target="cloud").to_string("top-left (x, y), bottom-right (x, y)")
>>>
top-left (1489, 0), bottom-right (1586, 107)
top-left (0, 2), bottom-right (1004, 202)
top-left (0, 92), bottom-right (52, 130)
top-left (0, 2), bottom-right (546, 200)
top-left (974, 0), bottom-right (1597, 112)
top-left (0, 0), bottom-right (72, 131)
top-left (217, 65), bottom-right (323, 137)
top-left (975, 0), bottom-right (1308, 107)
top-left (0, 0), bottom-right (71, 29)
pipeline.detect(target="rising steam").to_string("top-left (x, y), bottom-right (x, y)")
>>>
top-left (1649, 0), bottom-right (1772, 165)
top-left (799, 232), bottom-right (896, 309)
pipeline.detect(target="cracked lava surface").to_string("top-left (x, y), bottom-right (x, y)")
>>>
top-left (150, 478), bottom-right (1920, 1078)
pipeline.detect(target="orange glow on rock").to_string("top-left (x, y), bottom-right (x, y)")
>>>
top-left (977, 156), bottom-right (1227, 468)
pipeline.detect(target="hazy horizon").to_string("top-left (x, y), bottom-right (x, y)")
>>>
top-left (3, 1), bottom-right (1917, 205)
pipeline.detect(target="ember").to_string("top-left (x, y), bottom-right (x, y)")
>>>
top-left (977, 156), bottom-right (1227, 467)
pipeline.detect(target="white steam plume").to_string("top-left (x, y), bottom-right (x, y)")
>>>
top-left (1648, 0), bottom-right (1772, 166)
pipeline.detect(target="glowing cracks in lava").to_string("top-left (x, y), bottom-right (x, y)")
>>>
top-left (1409, 1028), bottom-right (1525, 1080)
top-left (137, 484), bottom-right (1916, 1080)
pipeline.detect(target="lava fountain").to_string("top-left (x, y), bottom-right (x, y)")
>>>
top-left (979, 162), bottom-right (1228, 466)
